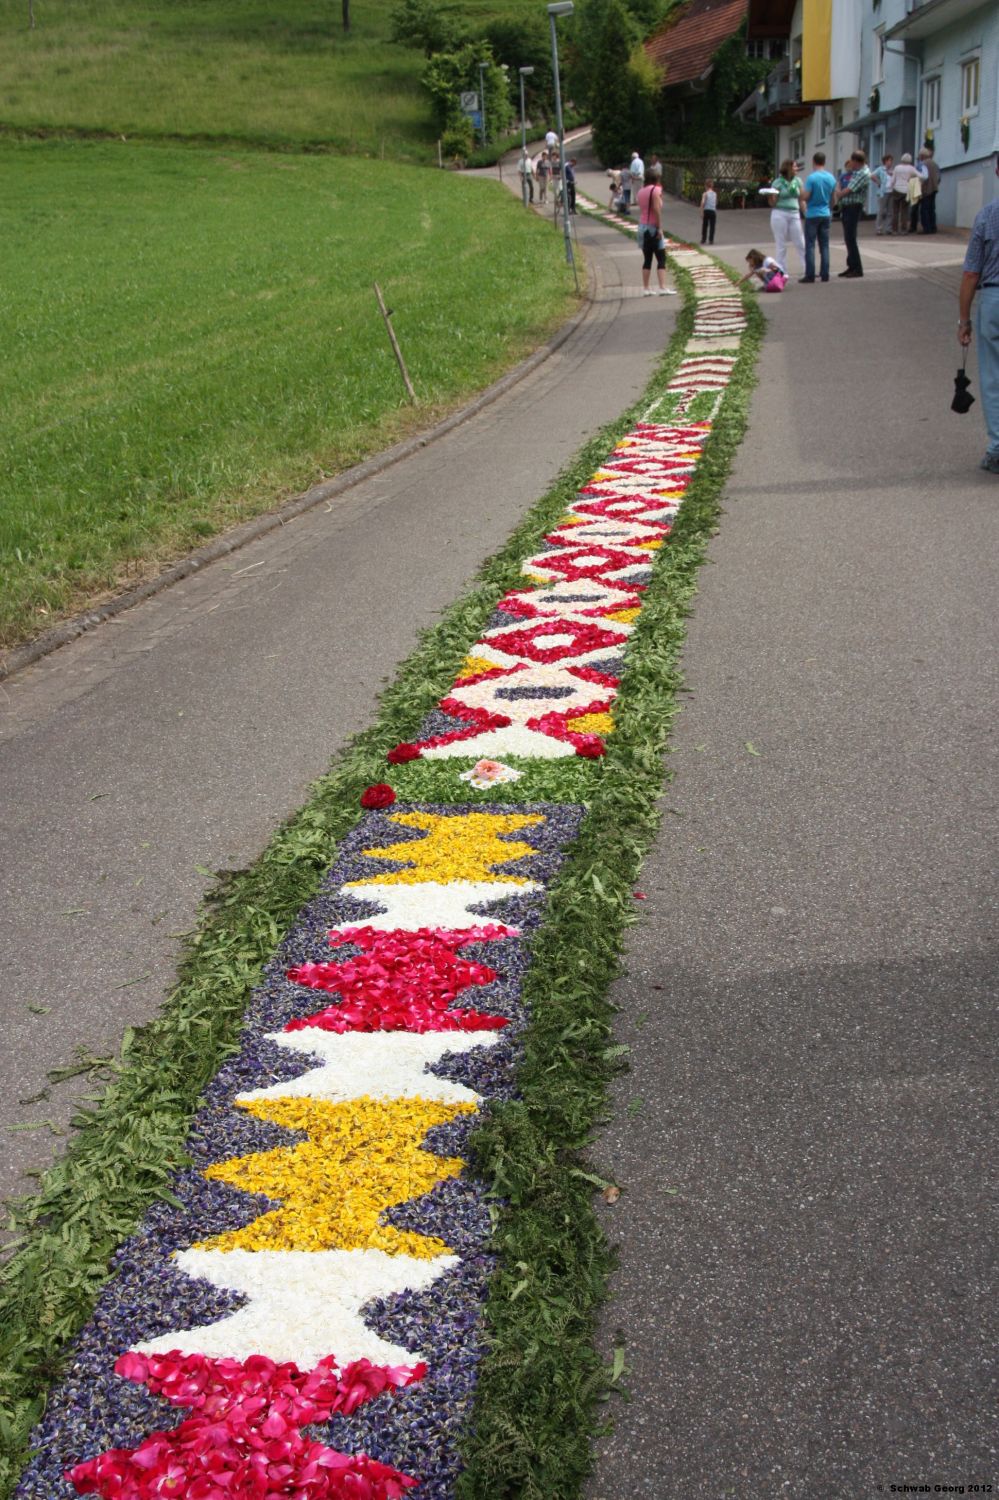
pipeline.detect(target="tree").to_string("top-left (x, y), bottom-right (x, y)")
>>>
top-left (657, 29), bottom-right (771, 153)
top-left (591, 0), bottom-right (657, 165)
top-left (568, 0), bottom-right (677, 112)
top-left (481, 16), bottom-right (553, 119)
top-left (391, 0), bottom-right (466, 57)
top-left (421, 44), bottom-right (513, 141)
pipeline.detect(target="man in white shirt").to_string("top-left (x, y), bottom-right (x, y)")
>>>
top-left (518, 148), bottom-right (535, 204)
top-left (545, 128), bottom-right (558, 155)
top-left (630, 149), bottom-right (645, 186)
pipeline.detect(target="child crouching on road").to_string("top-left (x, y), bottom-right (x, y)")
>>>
top-left (739, 248), bottom-right (787, 292)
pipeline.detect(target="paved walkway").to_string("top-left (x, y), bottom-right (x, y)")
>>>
top-left (571, 158), bottom-right (998, 1494)
top-left (0, 205), bottom-right (678, 1205)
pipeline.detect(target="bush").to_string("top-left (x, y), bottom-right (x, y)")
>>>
top-left (422, 44), bottom-right (514, 140)
top-left (391, 0), bottom-right (467, 55)
top-left (441, 119), bottom-right (475, 162)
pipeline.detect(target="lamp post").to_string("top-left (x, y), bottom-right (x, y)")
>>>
top-left (478, 61), bottom-right (488, 145)
top-left (546, 0), bottom-right (575, 277)
top-left (519, 65), bottom-right (535, 207)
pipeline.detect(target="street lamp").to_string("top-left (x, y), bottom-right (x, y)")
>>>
top-left (519, 65), bottom-right (535, 208)
top-left (478, 61), bottom-right (488, 145)
top-left (546, 0), bottom-right (575, 277)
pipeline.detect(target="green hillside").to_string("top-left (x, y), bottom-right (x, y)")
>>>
top-left (0, 139), bottom-right (576, 647)
top-left (0, 0), bottom-right (543, 159)
top-left (0, 0), bottom-right (582, 651)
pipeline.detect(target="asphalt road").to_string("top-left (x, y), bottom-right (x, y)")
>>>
top-left (3, 139), bottom-right (995, 1491)
top-left (0, 203), bottom-right (676, 1203)
top-left (578, 173), bottom-right (998, 1494)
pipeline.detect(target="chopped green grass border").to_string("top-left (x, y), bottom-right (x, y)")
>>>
top-left (0, 237), bottom-right (762, 1498)
top-left (455, 268), bottom-right (763, 1499)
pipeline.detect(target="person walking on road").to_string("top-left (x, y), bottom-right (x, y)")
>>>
top-left (958, 153), bottom-right (999, 473)
top-left (518, 149), bottom-right (535, 204)
top-left (629, 149), bottom-right (645, 191)
top-left (918, 147), bottom-right (940, 234)
top-left (872, 153), bottom-right (894, 234)
top-left (637, 166), bottom-right (677, 298)
top-left (891, 153), bottom-right (919, 234)
top-left (800, 151), bottom-right (837, 283)
top-left (535, 150), bottom-right (550, 204)
top-left (545, 127), bottom-right (558, 155)
top-left (564, 157), bottom-right (577, 215)
top-left (619, 161), bottom-right (632, 211)
top-left (833, 149), bottom-right (871, 278)
top-left (769, 157), bottom-right (806, 274)
top-left (700, 179), bottom-right (717, 244)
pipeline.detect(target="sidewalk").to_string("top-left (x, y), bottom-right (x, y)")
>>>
top-left (576, 155), bottom-right (998, 1491)
top-left (0, 213), bottom-right (679, 1204)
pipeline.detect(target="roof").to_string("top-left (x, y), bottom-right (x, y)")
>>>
top-left (645, 0), bottom-right (749, 88)
top-left (885, 0), bottom-right (992, 41)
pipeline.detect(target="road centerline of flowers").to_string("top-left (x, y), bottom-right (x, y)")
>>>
top-left (5, 214), bottom-right (758, 1500)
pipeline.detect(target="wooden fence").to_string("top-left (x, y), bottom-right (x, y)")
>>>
top-left (660, 156), bottom-right (774, 209)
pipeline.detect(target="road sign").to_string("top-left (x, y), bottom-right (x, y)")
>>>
top-left (460, 91), bottom-right (478, 114)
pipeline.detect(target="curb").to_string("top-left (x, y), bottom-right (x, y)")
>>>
top-left (1, 261), bottom-right (599, 685)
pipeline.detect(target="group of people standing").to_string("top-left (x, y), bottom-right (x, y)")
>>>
top-left (762, 150), bottom-right (872, 282)
top-left (761, 146), bottom-right (942, 283)
top-left (606, 150), bottom-right (661, 214)
top-left (871, 148), bottom-right (941, 236)
top-left (519, 146), bottom-right (576, 212)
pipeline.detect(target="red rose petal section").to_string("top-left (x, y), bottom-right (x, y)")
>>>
top-left (285, 925), bottom-right (510, 1034)
top-left (67, 1351), bottom-right (424, 1499)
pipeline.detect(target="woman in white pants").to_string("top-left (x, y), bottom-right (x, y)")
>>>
top-left (769, 157), bottom-right (806, 274)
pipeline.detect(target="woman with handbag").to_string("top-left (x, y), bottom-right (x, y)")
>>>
top-left (636, 167), bottom-right (677, 297)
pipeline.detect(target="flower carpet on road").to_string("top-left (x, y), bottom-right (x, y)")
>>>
top-left (8, 215), bottom-right (756, 1500)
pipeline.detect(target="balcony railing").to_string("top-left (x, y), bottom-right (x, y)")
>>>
top-left (738, 59), bottom-right (812, 123)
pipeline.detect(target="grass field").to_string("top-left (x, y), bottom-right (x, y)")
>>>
top-left (0, 139), bottom-right (577, 648)
top-left (0, 0), bottom-right (542, 157)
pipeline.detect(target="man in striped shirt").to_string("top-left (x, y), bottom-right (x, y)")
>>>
top-left (833, 150), bottom-right (872, 279)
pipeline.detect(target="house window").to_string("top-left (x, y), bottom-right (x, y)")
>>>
top-left (960, 55), bottom-right (980, 116)
top-left (873, 28), bottom-right (885, 85)
top-left (923, 74), bottom-right (941, 128)
top-left (790, 131), bottom-right (805, 164)
top-left (746, 38), bottom-right (766, 58)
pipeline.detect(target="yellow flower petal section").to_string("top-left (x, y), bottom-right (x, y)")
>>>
top-left (566, 712), bottom-right (615, 735)
top-left (457, 655), bottom-right (499, 680)
top-left (637, 539), bottom-right (663, 551)
top-left (198, 1096), bottom-right (473, 1258)
top-left (605, 607), bottom-right (641, 625)
top-left (347, 810), bottom-right (543, 887)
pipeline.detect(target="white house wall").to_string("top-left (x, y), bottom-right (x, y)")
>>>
top-left (769, 0), bottom-right (998, 227)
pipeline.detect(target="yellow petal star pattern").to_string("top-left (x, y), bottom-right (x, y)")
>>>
top-left (198, 1095), bottom-right (473, 1258)
top-left (347, 810), bottom-right (543, 887)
